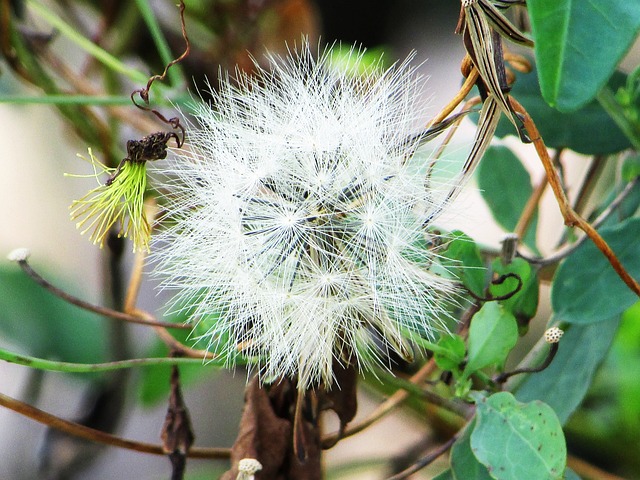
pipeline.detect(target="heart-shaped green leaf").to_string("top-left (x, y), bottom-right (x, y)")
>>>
top-left (471, 391), bottom-right (566, 480)
top-left (465, 302), bottom-right (518, 375)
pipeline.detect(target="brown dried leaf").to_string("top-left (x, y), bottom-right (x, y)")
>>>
top-left (222, 379), bottom-right (291, 480)
top-left (161, 366), bottom-right (195, 480)
top-left (222, 377), bottom-right (331, 480)
top-left (319, 363), bottom-right (358, 448)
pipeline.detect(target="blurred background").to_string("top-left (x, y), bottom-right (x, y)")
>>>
top-left (1, 1), bottom-right (638, 479)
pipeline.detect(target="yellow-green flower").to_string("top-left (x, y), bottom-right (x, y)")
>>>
top-left (69, 149), bottom-right (150, 252)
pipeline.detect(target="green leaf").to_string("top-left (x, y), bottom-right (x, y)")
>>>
top-left (622, 154), bottom-right (640, 181)
top-left (433, 334), bottom-right (466, 372)
top-left (515, 317), bottom-right (620, 425)
top-left (494, 65), bottom-right (631, 154)
top-left (465, 302), bottom-right (518, 375)
top-left (476, 146), bottom-right (539, 253)
top-left (470, 391), bottom-right (566, 480)
top-left (0, 266), bottom-right (106, 367)
top-left (552, 217), bottom-right (640, 324)
top-left (440, 231), bottom-right (486, 297)
top-left (450, 419), bottom-right (493, 480)
top-left (490, 258), bottom-right (539, 334)
top-left (528, 0), bottom-right (640, 111)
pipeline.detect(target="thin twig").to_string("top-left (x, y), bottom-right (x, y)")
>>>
top-left (0, 391), bottom-right (229, 459)
top-left (427, 68), bottom-right (480, 128)
top-left (510, 98), bottom-right (640, 296)
top-left (0, 348), bottom-right (221, 373)
top-left (494, 343), bottom-right (558, 384)
top-left (572, 155), bottom-right (607, 216)
top-left (131, 0), bottom-right (190, 107)
top-left (16, 259), bottom-right (188, 329)
top-left (514, 173), bottom-right (547, 240)
top-left (519, 177), bottom-right (639, 266)
top-left (431, 96), bottom-right (482, 163)
top-left (124, 240), bottom-right (147, 313)
top-left (386, 434), bottom-right (458, 480)
top-left (567, 454), bottom-right (627, 480)
top-left (152, 324), bottom-right (217, 360)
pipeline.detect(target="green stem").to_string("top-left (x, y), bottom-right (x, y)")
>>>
top-left (0, 95), bottom-right (132, 105)
top-left (374, 368), bottom-right (471, 418)
top-left (409, 335), bottom-right (449, 356)
top-left (27, 0), bottom-right (149, 85)
top-left (0, 347), bottom-right (225, 373)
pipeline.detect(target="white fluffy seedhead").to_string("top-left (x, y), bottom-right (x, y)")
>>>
top-left (152, 42), bottom-right (462, 390)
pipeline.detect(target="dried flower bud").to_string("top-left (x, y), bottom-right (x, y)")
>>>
top-left (236, 458), bottom-right (262, 480)
top-left (544, 327), bottom-right (564, 344)
top-left (7, 248), bottom-right (31, 262)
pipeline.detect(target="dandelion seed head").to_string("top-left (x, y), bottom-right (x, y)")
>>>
top-left (152, 42), bottom-right (462, 390)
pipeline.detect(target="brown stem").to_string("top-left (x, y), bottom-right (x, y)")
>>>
top-left (510, 98), bottom-right (640, 297)
top-left (386, 434), bottom-right (458, 480)
top-left (152, 325), bottom-right (216, 360)
top-left (0, 391), bottom-right (229, 459)
top-left (514, 173), bottom-right (547, 240)
top-left (567, 454), bottom-right (627, 480)
top-left (17, 259), bottom-right (188, 330)
top-left (572, 155), bottom-right (607, 215)
top-left (427, 68), bottom-right (480, 128)
top-left (520, 178), bottom-right (639, 266)
top-left (430, 96), bottom-right (482, 163)
top-left (123, 245), bottom-right (146, 314)
top-left (133, 0), bottom-right (190, 108)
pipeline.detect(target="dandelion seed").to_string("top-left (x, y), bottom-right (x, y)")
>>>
top-left (152, 42), bottom-right (465, 390)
